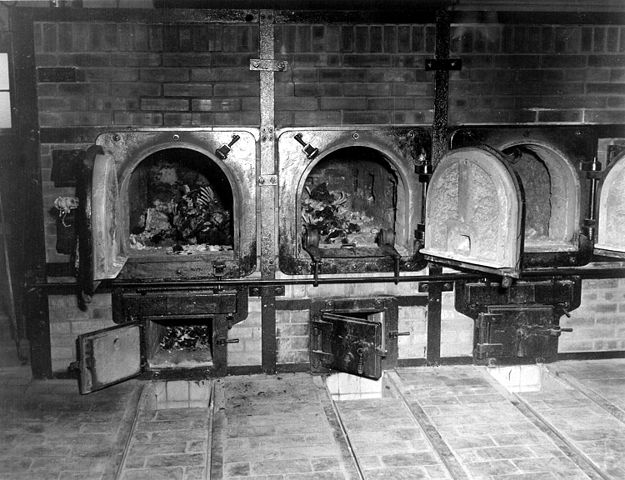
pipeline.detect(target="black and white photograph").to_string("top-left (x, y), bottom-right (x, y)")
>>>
top-left (0, 0), bottom-right (624, 478)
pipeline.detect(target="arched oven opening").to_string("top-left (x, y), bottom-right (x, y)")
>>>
top-left (278, 127), bottom-right (427, 276)
top-left (501, 143), bottom-right (579, 255)
top-left (126, 148), bottom-right (235, 257)
top-left (300, 146), bottom-right (409, 256)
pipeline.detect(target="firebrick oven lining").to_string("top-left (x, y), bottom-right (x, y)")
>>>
top-left (501, 142), bottom-right (580, 253)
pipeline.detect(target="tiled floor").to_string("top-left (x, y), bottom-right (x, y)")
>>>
top-left (2, 360), bottom-right (625, 479)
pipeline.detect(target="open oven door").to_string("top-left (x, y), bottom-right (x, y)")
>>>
top-left (594, 152), bottom-right (625, 259)
top-left (77, 322), bottom-right (143, 394)
top-left (77, 145), bottom-right (128, 303)
top-left (311, 312), bottom-right (385, 380)
top-left (420, 146), bottom-right (524, 279)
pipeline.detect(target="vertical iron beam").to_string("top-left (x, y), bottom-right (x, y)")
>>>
top-left (426, 9), bottom-right (452, 365)
top-left (11, 8), bottom-right (51, 377)
top-left (431, 8), bottom-right (450, 167)
top-left (258, 10), bottom-right (278, 374)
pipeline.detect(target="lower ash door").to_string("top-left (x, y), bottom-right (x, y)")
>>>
top-left (311, 312), bottom-right (385, 380)
top-left (475, 306), bottom-right (560, 363)
top-left (77, 322), bottom-right (143, 394)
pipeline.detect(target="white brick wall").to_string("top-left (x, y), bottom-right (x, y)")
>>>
top-left (440, 291), bottom-right (474, 358)
top-left (559, 278), bottom-right (625, 353)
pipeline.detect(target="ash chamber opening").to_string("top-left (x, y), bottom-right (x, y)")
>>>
top-left (502, 144), bottom-right (577, 252)
top-left (146, 319), bottom-right (213, 369)
top-left (127, 148), bottom-right (234, 255)
top-left (301, 147), bottom-right (407, 254)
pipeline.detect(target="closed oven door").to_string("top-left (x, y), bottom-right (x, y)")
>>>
top-left (421, 145), bottom-right (524, 279)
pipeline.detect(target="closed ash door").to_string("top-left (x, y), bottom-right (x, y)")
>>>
top-left (311, 312), bottom-right (385, 380)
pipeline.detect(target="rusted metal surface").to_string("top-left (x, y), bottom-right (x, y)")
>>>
top-left (258, 10), bottom-right (278, 374)
top-left (455, 277), bottom-right (582, 364)
top-left (430, 8), bottom-right (451, 168)
top-left (310, 297), bottom-right (398, 378)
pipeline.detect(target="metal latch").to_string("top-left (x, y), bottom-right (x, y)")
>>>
top-left (215, 337), bottom-right (239, 346)
top-left (215, 134), bottom-right (240, 160)
top-left (213, 261), bottom-right (226, 277)
top-left (389, 331), bottom-right (410, 338)
top-left (294, 133), bottom-right (319, 159)
top-left (250, 59), bottom-right (289, 72)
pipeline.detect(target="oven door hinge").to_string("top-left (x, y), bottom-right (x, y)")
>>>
top-left (250, 59), bottom-right (289, 72)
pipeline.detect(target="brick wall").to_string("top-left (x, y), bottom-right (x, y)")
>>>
top-left (274, 24), bottom-right (436, 126)
top-left (440, 290), bottom-right (474, 358)
top-left (559, 278), bottom-right (625, 353)
top-left (48, 293), bottom-right (115, 372)
top-left (228, 298), bottom-right (262, 367)
top-left (449, 24), bottom-right (625, 124)
top-left (34, 21), bottom-right (260, 128)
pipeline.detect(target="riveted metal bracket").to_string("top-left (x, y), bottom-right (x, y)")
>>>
top-left (249, 285), bottom-right (285, 297)
top-left (418, 281), bottom-right (454, 293)
top-left (425, 58), bottom-right (462, 71)
top-left (250, 59), bottom-right (289, 72)
top-left (258, 174), bottom-right (278, 186)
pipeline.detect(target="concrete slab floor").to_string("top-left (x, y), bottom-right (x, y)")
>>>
top-left (2, 360), bottom-right (625, 480)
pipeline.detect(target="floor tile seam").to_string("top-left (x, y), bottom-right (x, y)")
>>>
top-left (388, 370), bottom-right (473, 480)
top-left (476, 367), bottom-right (608, 480)
top-left (545, 367), bottom-right (625, 428)
top-left (316, 379), bottom-right (366, 480)
top-left (112, 384), bottom-right (157, 480)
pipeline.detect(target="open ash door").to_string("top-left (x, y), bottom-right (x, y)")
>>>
top-left (77, 322), bottom-right (143, 394)
top-left (311, 312), bottom-right (385, 380)
top-left (420, 146), bottom-right (524, 279)
top-left (76, 146), bottom-right (127, 304)
top-left (594, 150), bottom-right (625, 259)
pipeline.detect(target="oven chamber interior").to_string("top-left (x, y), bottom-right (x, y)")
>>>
top-left (422, 127), bottom-right (590, 277)
top-left (93, 129), bottom-right (258, 280)
top-left (277, 127), bottom-right (429, 275)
